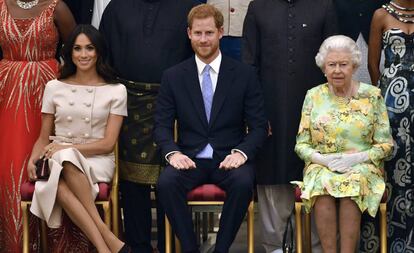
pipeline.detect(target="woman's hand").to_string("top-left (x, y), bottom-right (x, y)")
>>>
top-left (328, 152), bottom-right (369, 173)
top-left (311, 152), bottom-right (341, 167)
top-left (27, 157), bottom-right (38, 181)
top-left (43, 143), bottom-right (68, 158)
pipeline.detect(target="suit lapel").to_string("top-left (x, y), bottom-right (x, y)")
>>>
top-left (209, 56), bottom-right (234, 126)
top-left (183, 58), bottom-right (209, 126)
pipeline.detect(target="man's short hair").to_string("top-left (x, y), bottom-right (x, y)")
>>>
top-left (187, 4), bottom-right (224, 29)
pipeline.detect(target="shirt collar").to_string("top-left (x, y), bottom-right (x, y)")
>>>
top-left (195, 52), bottom-right (222, 75)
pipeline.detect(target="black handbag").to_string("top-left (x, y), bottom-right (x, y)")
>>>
top-left (35, 156), bottom-right (50, 180)
top-left (282, 210), bottom-right (294, 253)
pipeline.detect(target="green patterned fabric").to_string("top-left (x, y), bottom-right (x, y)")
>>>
top-left (118, 80), bottom-right (162, 184)
top-left (293, 82), bottom-right (393, 217)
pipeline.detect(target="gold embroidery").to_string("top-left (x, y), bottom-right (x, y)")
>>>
top-left (119, 160), bottom-right (161, 184)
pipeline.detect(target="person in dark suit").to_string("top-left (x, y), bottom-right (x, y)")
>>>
top-left (100, 0), bottom-right (198, 252)
top-left (154, 4), bottom-right (267, 253)
top-left (63, 0), bottom-right (94, 24)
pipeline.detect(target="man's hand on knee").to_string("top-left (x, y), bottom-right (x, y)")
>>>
top-left (219, 152), bottom-right (246, 170)
top-left (169, 152), bottom-right (196, 170)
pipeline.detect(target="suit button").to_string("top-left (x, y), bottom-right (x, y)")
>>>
top-left (85, 102), bottom-right (91, 107)
top-left (84, 133), bottom-right (90, 138)
top-left (71, 88), bottom-right (76, 92)
top-left (66, 116), bottom-right (72, 122)
top-left (87, 88), bottom-right (93, 93)
top-left (67, 132), bottom-right (73, 137)
top-left (69, 100), bottom-right (74, 106)
top-left (230, 7), bottom-right (235, 13)
top-left (84, 117), bottom-right (90, 123)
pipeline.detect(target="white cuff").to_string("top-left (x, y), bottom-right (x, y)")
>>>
top-left (231, 149), bottom-right (248, 161)
top-left (165, 151), bottom-right (180, 163)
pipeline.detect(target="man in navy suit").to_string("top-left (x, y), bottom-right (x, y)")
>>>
top-left (154, 4), bottom-right (267, 253)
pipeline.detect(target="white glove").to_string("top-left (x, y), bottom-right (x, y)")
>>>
top-left (328, 152), bottom-right (369, 173)
top-left (311, 152), bottom-right (342, 167)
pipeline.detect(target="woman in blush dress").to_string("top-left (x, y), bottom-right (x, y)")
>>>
top-left (27, 24), bottom-right (130, 253)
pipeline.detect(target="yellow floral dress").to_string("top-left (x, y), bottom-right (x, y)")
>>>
top-left (293, 83), bottom-right (393, 217)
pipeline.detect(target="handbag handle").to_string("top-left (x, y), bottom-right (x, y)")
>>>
top-left (282, 209), bottom-right (294, 253)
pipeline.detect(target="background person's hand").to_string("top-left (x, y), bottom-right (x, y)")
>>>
top-left (169, 152), bottom-right (196, 170)
top-left (219, 152), bottom-right (246, 170)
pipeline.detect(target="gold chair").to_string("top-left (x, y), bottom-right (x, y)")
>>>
top-left (165, 184), bottom-right (255, 253)
top-left (294, 186), bottom-right (387, 253)
top-left (20, 145), bottom-right (120, 253)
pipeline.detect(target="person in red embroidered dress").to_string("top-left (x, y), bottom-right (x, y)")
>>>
top-left (0, 0), bottom-right (75, 252)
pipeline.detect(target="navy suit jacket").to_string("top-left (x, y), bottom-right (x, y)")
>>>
top-left (154, 55), bottom-right (267, 163)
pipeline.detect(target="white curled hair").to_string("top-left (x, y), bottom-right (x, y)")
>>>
top-left (315, 35), bottom-right (362, 70)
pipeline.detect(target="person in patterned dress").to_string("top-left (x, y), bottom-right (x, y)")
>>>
top-left (0, 0), bottom-right (75, 252)
top-left (368, 1), bottom-right (414, 252)
top-left (293, 35), bottom-right (393, 253)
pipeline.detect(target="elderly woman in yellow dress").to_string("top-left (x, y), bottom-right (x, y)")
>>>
top-left (293, 35), bottom-right (393, 253)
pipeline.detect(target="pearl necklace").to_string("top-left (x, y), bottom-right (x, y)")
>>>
top-left (16, 0), bottom-right (39, 10)
top-left (329, 82), bottom-right (356, 105)
top-left (390, 1), bottom-right (414, 11)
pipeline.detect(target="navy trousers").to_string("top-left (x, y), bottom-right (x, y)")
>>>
top-left (157, 159), bottom-right (254, 253)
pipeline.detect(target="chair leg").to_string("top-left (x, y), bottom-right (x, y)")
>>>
top-left (40, 220), bottom-right (48, 253)
top-left (202, 212), bottom-right (208, 242)
top-left (295, 202), bottom-right (303, 253)
top-left (112, 192), bottom-right (120, 237)
top-left (21, 201), bottom-right (30, 253)
top-left (208, 212), bottom-right (215, 232)
top-left (247, 200), bottom-right (254, 253)
top-left (380, 203), bottom-right (387, 253)
top-left (102, 202), bottom-right (111, 228)
top-left (175, 235), bottom-right (182, 253)
top-left (165, 216), bottom-right (173, 253)
top-left (195, 212), bottom-right (201, 245)
top-left (304, 211), bottom-right (312, 253)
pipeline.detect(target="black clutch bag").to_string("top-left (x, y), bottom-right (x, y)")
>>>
top-left (35, 156), bottom-right (50, 180)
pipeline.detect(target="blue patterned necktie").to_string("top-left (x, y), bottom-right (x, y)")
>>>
top-left (197, 64), bottom-right (214, 158)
